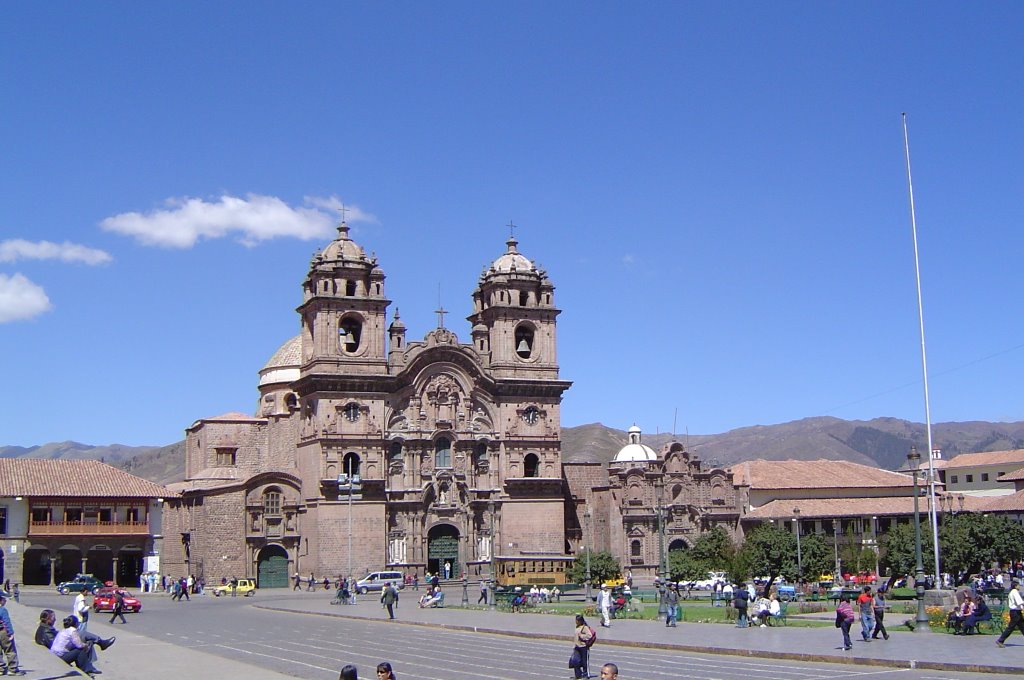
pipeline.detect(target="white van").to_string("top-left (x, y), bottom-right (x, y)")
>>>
top-left (355, 570), bottom-right (404, 594)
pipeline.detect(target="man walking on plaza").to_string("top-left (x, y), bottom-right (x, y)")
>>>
top-left (381, 581), bottom-right (399, 619)
top-left (597, 584), bottom-right (612, 628)
top-left (665, 583), bottom-right (680, 627)
top-left (857, 586), bottom-right (876, 642)
top-left (997, 580), bottom-right (1024, 647)
top-left (73, 590), bottom-right (91, 633)
top-left (0, 590), bottom-right (24, 676)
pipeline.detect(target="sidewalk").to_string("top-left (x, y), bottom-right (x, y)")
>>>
top-left (257, 593), bottom-right (1024, 675)
top-left (2, 597), bottom-right (290, 680)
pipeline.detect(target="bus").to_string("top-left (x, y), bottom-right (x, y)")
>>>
top-left (495, 555), bottom-right (575, 588)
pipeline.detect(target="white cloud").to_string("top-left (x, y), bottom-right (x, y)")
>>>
top-left (100, 194), bottom-right (374, 248)
top-left (0, 239), bottom-right (112, 265)
top-left (0, 273), bottom-right (52, 323)
top-left (622, 254), bottom-right (637, 266)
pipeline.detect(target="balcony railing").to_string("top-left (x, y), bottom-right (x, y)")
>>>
top-left (28, 521), bottom-right (150, 536)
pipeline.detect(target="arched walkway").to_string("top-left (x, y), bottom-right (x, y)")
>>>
top-left (86, 547), bottom-right (114, 583)
top-left (22, 547), bottom-right (51, 585)
top-left (257, 545), bottom-right (289, 588)
top-left (668, 539), bottom-right (689, 552)
top-left (427, 524), bottom-right (460, 579)
top-left (117, 547), bottom-right (143, 587)
top-left (54, 546), bottom-right (82, 584)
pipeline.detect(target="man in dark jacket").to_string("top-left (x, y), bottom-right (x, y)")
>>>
top-left (35, 610), bottom-right (115, 655)
top-left (381, 582), bottom-right (399, 619)
top-left (733, 583), bottom-right (749, 628)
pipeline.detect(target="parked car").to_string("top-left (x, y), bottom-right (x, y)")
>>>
top-left (57, 574), bottom-right (105, 595)
top-left (92, 587), bottom-right (142, 613)
top-left (355, 571), bottom-right (405, 594)
top-left (213, 578), bottom-right (257, 597)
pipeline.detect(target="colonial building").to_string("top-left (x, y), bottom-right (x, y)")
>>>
top-left (563, 426), bottom-right (742, 582)
top-left (0, 459), bottom-right (172, 587)
top-left (163, 223), bottom-right (572, 587)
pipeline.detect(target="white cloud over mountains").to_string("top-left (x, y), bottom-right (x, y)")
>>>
top-left (100, 194), bottom-right (375, 248)
top-left (0, 273), bottom-right (52, 322)
top-left (0, 239), bottom-right (113, 265)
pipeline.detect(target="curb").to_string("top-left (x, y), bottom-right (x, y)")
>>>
top-left (253, 604), bottom-right (1024, 676)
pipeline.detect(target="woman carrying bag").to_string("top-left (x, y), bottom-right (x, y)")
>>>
top-left (570, 614), bottom-right (595, 679)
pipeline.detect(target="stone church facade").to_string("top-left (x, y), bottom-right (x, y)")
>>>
top-left (163, 223), bottom-right (571, 586)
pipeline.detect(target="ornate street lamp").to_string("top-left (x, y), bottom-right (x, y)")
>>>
top-left (583, 508), bottom-right (592, 603)
top-left (793, 507), bottom-right (802, 582)
top-left (907, 446), bottom-right (932, 633)
top-left (655, 478), bottom-right (667, 620)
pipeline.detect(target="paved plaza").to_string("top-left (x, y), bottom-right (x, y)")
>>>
top-left (5, 586), bottom-right (1024, 679)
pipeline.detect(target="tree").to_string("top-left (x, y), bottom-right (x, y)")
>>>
top-left (880, 520), bottom-right (934, 589)
top-left (566, 549), bottom-right (621, 587)
top-left (689, 526), bottom-right (734, 571)
top-left (667, 548), bottom-right (706, 582)
top-left (740, 524), bottom-right (798, 592)
top-left (940, 513), bottom-right (1024, 582)
top-left (797, 533), bottom-right (832, 583)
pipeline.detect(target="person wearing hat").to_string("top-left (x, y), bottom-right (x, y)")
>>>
top-left (0, 589), bottom-right (25, 676)
top-left (997, 580), bottom-right (1024, 647)
top-left (597, 584), bottom-right (612, 628)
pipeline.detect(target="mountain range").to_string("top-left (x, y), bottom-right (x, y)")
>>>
top-left (4, 417), bottom-right (1024, 486)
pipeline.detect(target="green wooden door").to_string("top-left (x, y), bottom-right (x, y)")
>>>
top-left (258, 549), bottom-right (289, 588)
top-left (428, 534), bottom-right (460, 579)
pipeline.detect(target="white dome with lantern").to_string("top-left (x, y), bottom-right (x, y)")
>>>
top-left (613, 424), bottom-right (658, 462)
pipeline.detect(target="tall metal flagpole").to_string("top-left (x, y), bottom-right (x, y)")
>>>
top-left (902, 113), bottom-right (942, 584)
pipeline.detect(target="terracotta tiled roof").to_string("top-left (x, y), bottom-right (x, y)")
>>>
top-left (997, 468), bottom-right (1024, 482)
top-left (729, 459), bottom-right (915, 490)
top-left (0, 459), bottom-right (177, 498)
top-left (944, 449), bottom-right (1024, 469)
top-left (748, 494), bottom-right (988, 519)
top-left (978, 490), bottom-right (1024, 512)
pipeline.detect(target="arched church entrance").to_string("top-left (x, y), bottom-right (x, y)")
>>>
top-left (427, 524), bottom-right (460, 580)
top-left (116, 547), bottom-right (144, 587)
top-left (668, 539), bottom-right (689, 552)
top-left (22, 547), bottom-right (51, 585)
top-left (257, 545), bottom-right (289, 588)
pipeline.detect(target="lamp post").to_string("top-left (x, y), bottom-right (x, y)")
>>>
top-left (583, 508), bottom-right (592, 603)
top-left (489, 499), bottom-right (497, 610)
top-left (655, 478), bottom-right (667, 620)
top-left (908, 446), bottom-right (932, 633)
top-left (793, 507), bottom-right (802, 582)
top-left (339, 465), bottom-right (361, 586)
top-left (832, 519), bottom-right (841, 583)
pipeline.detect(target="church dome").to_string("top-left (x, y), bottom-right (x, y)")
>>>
top-left (320, 223), bottom-right (367, 263)
top-left (490, 236), bottom-right (534, 273)
top-left (613, 424), bottom-right (658, 463)
top-left (259, 335), bottom-right (301, 387)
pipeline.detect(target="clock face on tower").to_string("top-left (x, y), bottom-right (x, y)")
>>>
top-left (522, 406), bottom-right (540, 425)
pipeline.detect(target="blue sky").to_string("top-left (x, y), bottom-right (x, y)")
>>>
top-left (2, 2), bottom-right (1022, 447)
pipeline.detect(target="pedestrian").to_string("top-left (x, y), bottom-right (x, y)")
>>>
top-left (381, 582), bottom-right (399, 619)
top-left (733, 583), bottom-right (749, 628)
top-left (665, 583), bottom-right (680, 627)
top-left (109, 589), bottom-right (128, 624)
top-left (308, 573), bottom-right (316, 592)
top-left (600, 663), bottom-right (619, 680)
top-left (871, 587), bottom-right (890, 640)
top-left (836, 594), bottom-right (855, 650)
top-left (294, 573), bottom-right (302, 591)
top-left (413, 573), bottom-right (419, 591)
top-left (376, 661), bottom-right (396, 679)
top-left (997, 579), bottom-right (1024, 647)
top-left (857, 586), bottom-right (876, 642)
top-left (35, 610), bottom-right (115, 665)
top-left (339, 664), bottom-right (359, 680)
top-left (569, 614), bottom-right (595, 679)
top-left (179, 577), bottom-right (190, 601)
top-left (478, 579), bottom-right (488, 605)
top-left (597, 584), bottom-right (612, 627)
top-left (73, 590), bottom-right (91, 633)
top-left (443, 561), bottom-right (451, 580)
top-left (0, 589), bottom-right (25, 676)
top-left (49, 616), bottom-right (101, 676)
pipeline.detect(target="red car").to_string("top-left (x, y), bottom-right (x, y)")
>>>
top-left (92, 587), bottom-right (142, 613)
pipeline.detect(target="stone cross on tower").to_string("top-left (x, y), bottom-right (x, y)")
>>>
top-left (435, 305), bottom-right (448, 329)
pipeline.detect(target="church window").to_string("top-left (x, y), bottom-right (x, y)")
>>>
top-left (339, 317), bottom-right (362, 353)
top-left (346, 280), bottom-right (357, 296)
top-left (474, 442), bottom-right (489, 468)
top-left (285, 393), bottom-right (298, 410)
top-left (344, 402), bottom-right (360, 422)
top-left (435, 437), bottom-right (452, 468)
top-left (514, 324), bottom-right (534, 359)
top-left (343, 452), bottom-right (361, 478)
top-left (216, 447), bottom-right (237, 466)
top-left (519, 291), bottom-right (528, 306)
top-left (264, 489), bottom-right (282, 516)
top-left (389, 441), bottom-right (403, 462)
top-left (523, 453), bottom-right (540, 478)
top-left (631, 539), bottom-right (642, 558)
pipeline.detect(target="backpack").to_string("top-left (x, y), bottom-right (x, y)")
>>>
top-left (585, 626), bottom-right (597, 648)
